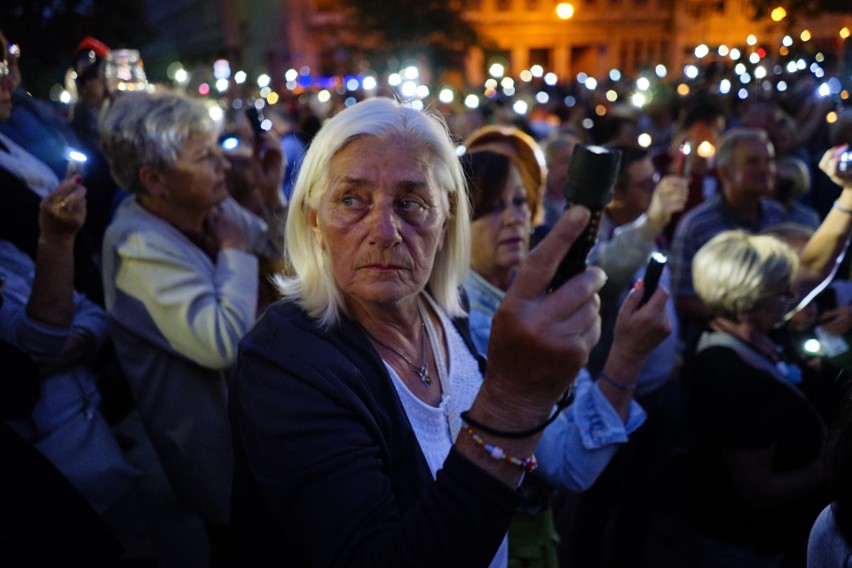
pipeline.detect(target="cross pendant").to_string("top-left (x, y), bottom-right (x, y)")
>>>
top-left (417, 366), bottom-right (432, 386)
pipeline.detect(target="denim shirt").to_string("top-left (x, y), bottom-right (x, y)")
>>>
top-left (462, 270), bottom-right (646, 492)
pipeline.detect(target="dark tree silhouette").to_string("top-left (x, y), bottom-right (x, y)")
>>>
top-left (338, 0), bottom-right (483, 75)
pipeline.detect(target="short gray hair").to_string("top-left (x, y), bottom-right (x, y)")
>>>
top-left (692, 230), bottom-right (798, 321)
top-left (715, 127), bottom-right (771, 170)
top-left (99, 90), bottom-right (218, 194)
top-left (276, 97), bottom-right (471, 329)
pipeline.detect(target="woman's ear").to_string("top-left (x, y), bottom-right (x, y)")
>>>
top-left (139, 166), bottom-right (168, 198)
top-left (307, 208), bottom-right (324, 250)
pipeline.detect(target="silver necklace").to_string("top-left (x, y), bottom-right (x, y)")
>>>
top-left (366, 314), bottom-right (432, 387)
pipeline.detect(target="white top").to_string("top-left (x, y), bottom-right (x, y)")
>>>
top-left (384, 295), bottom-right (508, 568)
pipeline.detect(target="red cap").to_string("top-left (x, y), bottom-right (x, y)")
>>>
top-left (76, 37), bottom-right (110, 59)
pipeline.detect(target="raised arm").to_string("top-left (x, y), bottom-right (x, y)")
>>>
top-left (27, 178), bottom-right (87, 327)
top-left (596, 279), bottom-right (672, 419)
top-left (535, 280), bottom-right (670, 491)
top-left (460, 205), bottom-right (606, 488)
top-left (798, 146), bottom-right (852, 282)
top-left (592, 175), bottom-right (687, 288)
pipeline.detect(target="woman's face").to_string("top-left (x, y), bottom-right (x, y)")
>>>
top-left (470, 164), bottom-right (530, 287)
top-left (751, 284), bottom-right (795, 332)
top-left (160, 132), bottom-right (231, 212)
top-left (309, 135), bottom-right (448, 311)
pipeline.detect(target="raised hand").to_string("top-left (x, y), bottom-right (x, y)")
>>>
top-left (40, 176), bottom-right (87, 240)
top-left (208, 207), bottom-right (249, 252)
top-left (484, 205), bottom-right (607, 415)
top-left (647, 175), bottom-right (689, 230)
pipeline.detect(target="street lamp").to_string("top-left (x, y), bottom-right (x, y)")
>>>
top-left (771, 7), bottom-right (787, 22)
top-left (556, 3), bottom-right (575, 20)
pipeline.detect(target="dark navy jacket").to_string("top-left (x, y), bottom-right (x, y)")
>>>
top-left (230, 300), bottom-right (524, 567)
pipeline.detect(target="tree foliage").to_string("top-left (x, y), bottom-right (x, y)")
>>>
top-left (5, 0), bottom-right (154, 97)
top-left (338, 0), bottom-right (482, 75)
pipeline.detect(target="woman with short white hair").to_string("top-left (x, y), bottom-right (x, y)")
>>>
top-left (99, 89), bottom-right (285, 556)
top-left (230, 97), bottom-right (671, 567)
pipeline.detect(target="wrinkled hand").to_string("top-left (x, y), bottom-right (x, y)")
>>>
top-left (610, 280), bottom-right (672, 366)
top-left (484, 206), bottom-right (606, 413)
top-left (208, 207), bottom-right (249, 251)
top-left (647, 175), bottom-right (689, 229)
top-left (252, 131), bottom-right (285, 207)
top-left (40, 177), bottom-right (87, 241)
top-left (820, 305), bottom-right (852, 335)
top-left (819, 145), bottom-right (852, 189)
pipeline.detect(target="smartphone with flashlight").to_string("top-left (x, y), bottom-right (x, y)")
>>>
top-left (65, 150), bottom-right (88, 179)
top-left (639, 252), bottom-right (667, 306)
top-left (677, 142), bottom-right (694, 178)
top-left (838, 151), bottom-right (852, 178)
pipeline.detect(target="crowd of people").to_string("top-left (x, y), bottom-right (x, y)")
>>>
top-left (2, 25), bottom-right (852, 568)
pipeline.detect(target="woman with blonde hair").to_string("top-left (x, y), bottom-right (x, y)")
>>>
top-left (686, 230), bottom-right (828, 567)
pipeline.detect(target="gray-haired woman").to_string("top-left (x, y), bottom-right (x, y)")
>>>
top-left (99, 90), bottom-right (284, 555)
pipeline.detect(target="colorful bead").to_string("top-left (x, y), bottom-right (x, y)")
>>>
top-left (461, 423), bottom-right (538, 473)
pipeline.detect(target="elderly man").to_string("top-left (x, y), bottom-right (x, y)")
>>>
top-left (670, 127), bottom-right (787, 345)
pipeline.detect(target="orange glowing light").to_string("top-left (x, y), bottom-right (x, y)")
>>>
top-left (556, 3), bottom-right (575, 20)
top-left (771, 7), bottom-right (787, 22)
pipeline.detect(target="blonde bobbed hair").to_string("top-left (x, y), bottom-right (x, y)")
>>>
top-left (692, 230), bottom-right (798, 321)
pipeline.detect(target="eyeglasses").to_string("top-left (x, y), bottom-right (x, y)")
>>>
top-left (756, 287), bottom-right (796, 308)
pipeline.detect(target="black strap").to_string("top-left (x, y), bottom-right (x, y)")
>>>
top-left (460, 386), bottom-right (575, 439)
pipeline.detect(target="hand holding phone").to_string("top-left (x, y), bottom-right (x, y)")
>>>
top-left (838, 151), bottom-right (852, 179)
top-left (639, 252), bottom-right (667, 306)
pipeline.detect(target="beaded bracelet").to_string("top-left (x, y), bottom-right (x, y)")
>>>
top-left (461, 422), bottom-right (538, 472)
top-left (598, 371), bottom-right (636, 392)
top-left (833, 200), bottom-right (852, 215)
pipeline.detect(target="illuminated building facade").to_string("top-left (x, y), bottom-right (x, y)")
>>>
top-left (300, 0), bottom-right (851, 84)
top-left (140, 0), bottom-right (850, 91)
